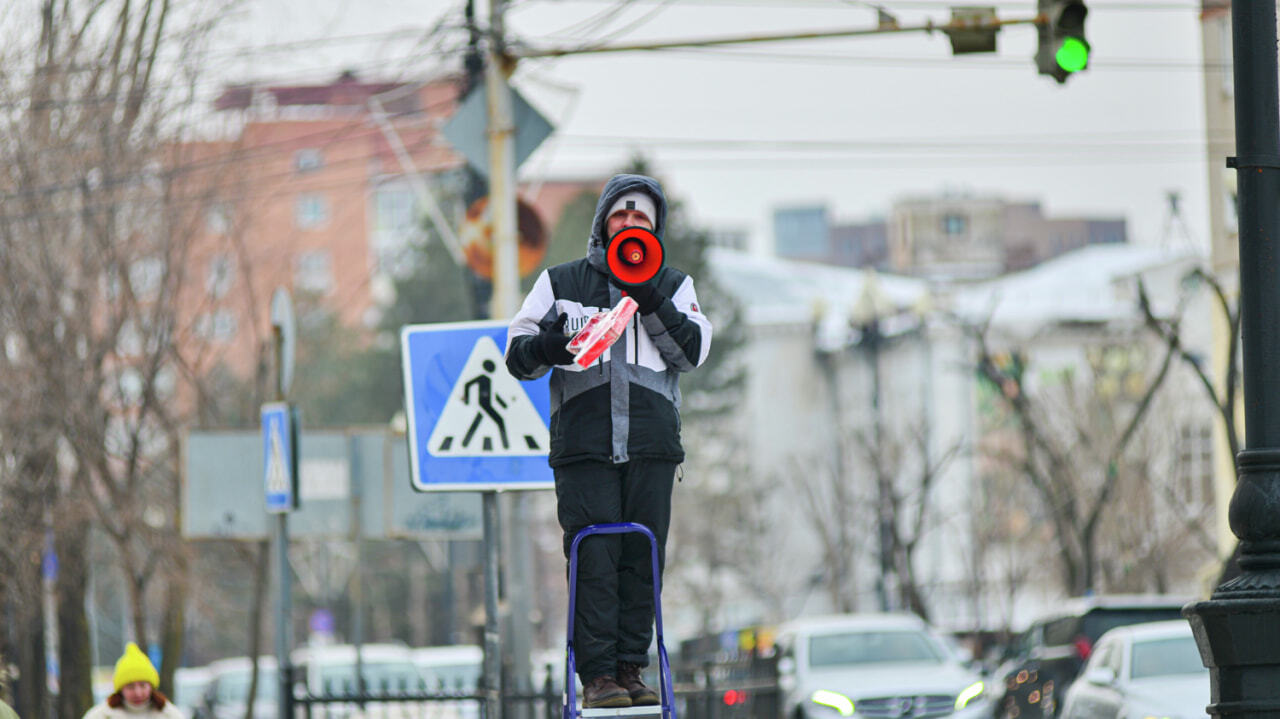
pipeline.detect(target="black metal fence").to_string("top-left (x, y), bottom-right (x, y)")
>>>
top-left (287, 668), bottom-right (560, 719)
top-left (673, 651), bottom-right (780, 719)
top-left (282, 657), bottom-right (780, 719)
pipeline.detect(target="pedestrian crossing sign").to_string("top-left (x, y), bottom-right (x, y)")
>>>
top-left (261, 402), bottom-right (297, 512)
top-left (401, 320), bottom-right (553, 492)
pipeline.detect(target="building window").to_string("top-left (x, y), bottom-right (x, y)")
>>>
top-left (117, 320), bottom-right (142, 357)
top-left (942, 213), bottom-right (967, 236)
top-left (295, 250), bottom-right (333, 293)
top-left (129, 257), bottom-right (164, 300)
top-left (206, 203), bottom-right (232, 235)
top-left (294, 148), bottom-right (324, 173)
top-left (1177, 422), bottom-right (1214, 505)
top-left (375, 187), bottom-right (416, 232)
top-left (295, 193), bottom-right (329, 230)
top-left (206, 254), bottom-right (235, 299)
top-left (196, 310), bottom-right (238, 343)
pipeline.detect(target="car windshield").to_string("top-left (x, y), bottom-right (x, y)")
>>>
top-left (808, 630), bottom-right (944, 667)
top-left (318, 660), bottom-right (421, 692)
top-left (1130, 636), bottom-right (1205, 679)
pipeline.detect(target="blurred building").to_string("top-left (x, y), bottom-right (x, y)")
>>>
top-left (181, 71), bottom-right (594, 383)
top-left (1199, 0), bottom-right (1240, 564)
top-left (772, 194), bottom-right (1127, 279)
top-left (686, 241), bottom-right (1215, 635)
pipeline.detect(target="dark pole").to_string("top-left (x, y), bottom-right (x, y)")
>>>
top-left (866, 318), bottom-right (892, 612)
top-left (1185, 2), bottom-right (1280, 716)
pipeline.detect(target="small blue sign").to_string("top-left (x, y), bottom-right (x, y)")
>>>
top-left (401, 320), bottom-right (553, 491)
top-left (261, 402), bottom-right (295, 512)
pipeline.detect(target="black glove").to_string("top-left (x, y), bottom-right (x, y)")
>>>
top-left (537, 312), bottom-right (576, 366)
top-left (618, 280), bottom-right (665, 315)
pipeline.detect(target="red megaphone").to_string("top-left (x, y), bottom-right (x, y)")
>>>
top-left (606, 226), bottom-right (664, 287)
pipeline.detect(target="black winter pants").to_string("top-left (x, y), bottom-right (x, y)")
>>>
top-left (555, 458), bottom-right (677, 683)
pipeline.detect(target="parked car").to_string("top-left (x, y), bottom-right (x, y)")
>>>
top-left (774, 613), bottom-right (992, 719)
top-left (1059, 620), bottom-right (1207, 719)
top-left (993, 595), bottom-right (1191, 719)
top-left (196, 656), bottom-right (278, 719)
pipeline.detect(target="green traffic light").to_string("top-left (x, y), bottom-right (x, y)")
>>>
top-left (1056, 37), bottom-right (1090, 73)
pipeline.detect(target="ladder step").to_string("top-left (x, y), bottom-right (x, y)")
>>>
top-left (580, 706), bottom-right (666, 717)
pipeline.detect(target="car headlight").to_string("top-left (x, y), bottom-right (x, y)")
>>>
top-left (954, 681), bottom-right (985, 711)
top-left (809, 690), bottom-right (855, 717)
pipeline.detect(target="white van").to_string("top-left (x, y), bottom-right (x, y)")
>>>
top-left (411, 645), bottom-right (482, 693)
top-left (293, 643), bottom-right (423, 693)
top-left (410, 645), bottom-right (482, 719)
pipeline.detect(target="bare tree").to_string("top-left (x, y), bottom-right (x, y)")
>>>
top-left (0, 1), bottom-right (235, 712)
top-left (856, 421), bottom-right (963, 622)
top-left (964, 318), bottom-right (1179, 595)
top-left (669, 430), bottom-right (792, 631)
top-left (1137, 269), bottom-right (1240, 461)
top-left (789, 431), bottom-right (868, 614)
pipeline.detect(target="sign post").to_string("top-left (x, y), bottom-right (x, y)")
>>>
top-left (266, 288), bottom-right (297, 719)
top-left (402, 319), bottom-right (552, 719)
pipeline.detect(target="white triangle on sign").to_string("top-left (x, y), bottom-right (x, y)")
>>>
top-left (266, 424), bottom-right (290, 494)
top-left (427, 335), bottom-right (550, 457)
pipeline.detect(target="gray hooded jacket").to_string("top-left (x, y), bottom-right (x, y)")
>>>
top-left (505, 174), bottom-right (713, 467)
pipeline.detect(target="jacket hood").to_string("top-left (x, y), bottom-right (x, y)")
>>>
top-left (587, 174), bottom-right (668, 273)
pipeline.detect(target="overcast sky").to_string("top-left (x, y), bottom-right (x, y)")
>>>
top-left (216, 0), bottom-right (1213, 257)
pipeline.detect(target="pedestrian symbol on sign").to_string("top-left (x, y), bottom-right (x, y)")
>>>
top-left (427, 336), bottom-right (549, 457)
top-left (266, 424), bottom-right (290, 495)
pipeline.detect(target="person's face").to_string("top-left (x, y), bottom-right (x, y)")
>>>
top-left (121, 681), bottom-right (152, 706)
top-left (607, 209), bottom-right (652, 237)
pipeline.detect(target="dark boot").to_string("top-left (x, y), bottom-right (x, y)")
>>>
top-left (617, 662), bottom-right (659, 706)
top-left (583, 675), bottom-right (632, 708)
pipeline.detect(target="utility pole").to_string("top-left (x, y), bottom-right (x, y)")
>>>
top-left (1185, 2), bottom-right (1280, 715)
top-left (482, 5), bottom-right (524, 719)
top-left (486, 0), bottom-right (519, 322)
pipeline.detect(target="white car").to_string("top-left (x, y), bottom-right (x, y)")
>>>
top-left (775, 613), bottom-right (991, 719)
top-left (172, 666), bottom-right (214, 719)
top-left (1059, 620), bottom-right (1208, 719)
top-left (200, 656), bottom-right (279, 719)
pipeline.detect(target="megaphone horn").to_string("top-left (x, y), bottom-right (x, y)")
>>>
top-left (606, 226), bottom-right (664, 287)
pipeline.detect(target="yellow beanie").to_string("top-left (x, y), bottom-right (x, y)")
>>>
top-left (113, 642), bottom-right (159, 692)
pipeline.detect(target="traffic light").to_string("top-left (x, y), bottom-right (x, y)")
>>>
top-left (1036, 0), bottom-right (1089, 83)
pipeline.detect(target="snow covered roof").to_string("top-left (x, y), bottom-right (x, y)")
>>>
top-left (706, 248), bottom-right (930, 351)
top-left (947, 243), bottom-right (1201, 336)
top-left (708, 243), bottom-right (1204, 346)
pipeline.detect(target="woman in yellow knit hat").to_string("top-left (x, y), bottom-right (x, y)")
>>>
top-left (81, 643), bottom-right (183, 719)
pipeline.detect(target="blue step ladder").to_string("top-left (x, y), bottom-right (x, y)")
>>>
top-left (563, 522), bottom-right (677, 719)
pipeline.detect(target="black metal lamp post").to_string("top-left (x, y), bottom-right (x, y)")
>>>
top-left (1184, 2), bottom-right (1280, 715)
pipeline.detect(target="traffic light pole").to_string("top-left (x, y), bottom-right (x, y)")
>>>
top-left (1185, 2), bottom-right (1280, 716)
top-left (517, 14), bottom-right (1039, 59)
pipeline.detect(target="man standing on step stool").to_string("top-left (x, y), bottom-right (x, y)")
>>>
top-left (506, 174), bottom-right (713, 708)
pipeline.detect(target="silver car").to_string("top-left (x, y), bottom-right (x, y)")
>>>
top-left (1059, 620), bottom-right (1208, 719)
top-left (775, 613), bottom-right (991, 719)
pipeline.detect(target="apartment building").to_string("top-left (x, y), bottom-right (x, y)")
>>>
top-left (773, 194), bottom-right (1127, 279)
top-left (181, 72), bottom-right (593, 383)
